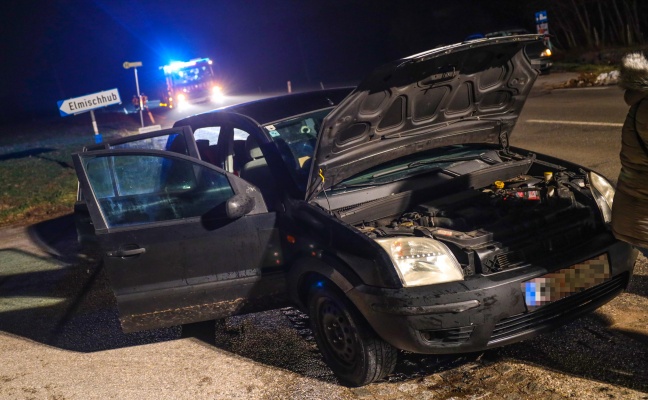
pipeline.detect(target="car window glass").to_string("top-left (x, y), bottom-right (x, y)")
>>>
top-left (263, 108), bottom-right (332, 190)
top-left (110, 132), bottom-right (190, 155)
top-left (83, 154), bottom-right (234, 228)
top-left (194, 127), bottom-right (221, 145)
top-left (233, 128), bottom-right (250, 141)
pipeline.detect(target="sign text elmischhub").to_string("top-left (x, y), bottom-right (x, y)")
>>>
top-left (57, 88), bottom-right (121, 117)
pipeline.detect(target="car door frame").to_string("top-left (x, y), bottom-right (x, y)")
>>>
top-left (75, 126), bottom-right (202, 244)
top-left (82, 125), bottom-right (200, 157)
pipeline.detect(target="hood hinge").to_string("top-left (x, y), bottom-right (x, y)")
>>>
top-left (499, 126), bottom-right (511, 154)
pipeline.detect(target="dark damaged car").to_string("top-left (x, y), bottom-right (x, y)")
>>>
top-left (73, 35), bottom-right (636, 386)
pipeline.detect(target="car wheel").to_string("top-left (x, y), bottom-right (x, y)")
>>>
top-left (308, 283), bottom-right (398, 386)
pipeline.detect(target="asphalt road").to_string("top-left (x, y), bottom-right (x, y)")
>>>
top-left (512, 77), bottom-right (628, 184)
top-left (1, 73), bottom-right (647, 399)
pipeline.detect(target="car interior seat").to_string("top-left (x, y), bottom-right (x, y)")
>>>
top-left (233, 139), bottom-right (251, 174)
top-left (195, 139), bottom-right (225, 169)
top-left (240, 135), bottom-right (277, 210)
top-left (166, 133), bottom-right (189, 155)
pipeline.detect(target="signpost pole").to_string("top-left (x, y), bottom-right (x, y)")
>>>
top-left (133, 67), bottom-right (144, 127)
top-left (90, 109), bottom-right (102, 143)
top-left (123, 61), bottom-right (159, 133)
top-left (124, 61), bottom-right (145, 127)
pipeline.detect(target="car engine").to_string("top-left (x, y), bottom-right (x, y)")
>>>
top-left (353, 169), bottom-right (601, 276)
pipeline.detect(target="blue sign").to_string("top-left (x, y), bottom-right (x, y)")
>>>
top-left (535, 11), bottom-right (548, 23)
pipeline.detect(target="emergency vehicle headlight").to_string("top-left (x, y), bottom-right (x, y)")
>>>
top-left (376, 237), bottom-right (463, 287)
top-left (588, 171), bottom-right (614, 225)
top-left (211, 86), bottom-right (224, 102)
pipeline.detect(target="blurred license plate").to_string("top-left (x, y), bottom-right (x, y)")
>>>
top-left (522, 254), bottom-right (610, 310)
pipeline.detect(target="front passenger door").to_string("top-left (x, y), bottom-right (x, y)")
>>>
top-left (73, 149), bottom-right (283, 332)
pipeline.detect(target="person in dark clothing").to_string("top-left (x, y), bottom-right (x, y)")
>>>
top-left (612, 52), bottom-right (648, 257)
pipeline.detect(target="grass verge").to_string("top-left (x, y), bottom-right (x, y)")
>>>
top-left (0, 112), bottom-right (140, 227)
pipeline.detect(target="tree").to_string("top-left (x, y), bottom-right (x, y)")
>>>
top-left (534, 0), bottom-right (646, 50)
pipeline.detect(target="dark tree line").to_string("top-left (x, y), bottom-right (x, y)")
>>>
top-left (550, 0), bottom-right (644, 49)
top-left (506, 0), bottom-right (647, 50)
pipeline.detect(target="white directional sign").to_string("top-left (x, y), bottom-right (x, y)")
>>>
top-left (57, 88), bottom-right (121, 117)
top-left (123, 61), bottom-right (142, 69)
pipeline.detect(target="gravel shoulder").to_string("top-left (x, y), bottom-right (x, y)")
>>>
top-left (0, 214), bottom-right (647, 399)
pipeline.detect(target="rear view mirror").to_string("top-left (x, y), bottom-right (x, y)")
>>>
top-left (225, 193), bottom-right (255, 219)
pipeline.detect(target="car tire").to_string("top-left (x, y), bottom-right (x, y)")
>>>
top-left (308, 283), bottom-right (398, 386)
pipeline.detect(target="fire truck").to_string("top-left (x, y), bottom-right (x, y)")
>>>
top-left (159, 57), bottom-right (223, 109)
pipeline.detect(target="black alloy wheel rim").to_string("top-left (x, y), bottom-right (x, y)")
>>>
top-left (319, 298), bottom-right (357, 366)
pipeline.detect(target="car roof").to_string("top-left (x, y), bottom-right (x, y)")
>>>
top-left (174, 87), bottom-right (354, 128)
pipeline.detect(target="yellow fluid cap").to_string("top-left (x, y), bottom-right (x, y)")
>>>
top-left (544, 172), bottom-right (553, 182)
top-left (494, 181), bottom-right (505, 189)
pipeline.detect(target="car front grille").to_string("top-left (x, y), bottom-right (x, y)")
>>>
top-left (480, 210), bottom-right (596, 274)
top-left (488, 272), bottom-right (628, 345)
top-left (420, 326), bottom-right (475, 346)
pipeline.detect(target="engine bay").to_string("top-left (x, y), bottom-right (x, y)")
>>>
top-left (341, 155), bottom-right (603, 276)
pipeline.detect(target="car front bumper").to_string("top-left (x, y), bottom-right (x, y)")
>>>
top-left (532, 58), bottom-right (553, 72)
top-left (346, 235), bottom-right (636, 354)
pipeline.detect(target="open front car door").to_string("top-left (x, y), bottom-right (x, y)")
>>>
top-left (72, 149), bottom-right (284, 332)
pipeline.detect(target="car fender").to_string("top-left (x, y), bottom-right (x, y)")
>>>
top-left (286, 255), bottom-right (360, 311)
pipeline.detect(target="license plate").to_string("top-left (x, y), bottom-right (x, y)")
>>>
top-left (522, 254), bottom-right (610, 310)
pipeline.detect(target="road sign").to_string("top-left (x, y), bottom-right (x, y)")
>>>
top-left (57, 88), bottom-right (121, 117)
top-left (535, 11), bottom-right (548, 24)
top-left (535, 10), bottom-right (549, 35)
top-left (123, 61), bottom-right (142, 69)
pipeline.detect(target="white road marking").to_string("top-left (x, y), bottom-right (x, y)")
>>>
top-left (526, 119), bottom-right (623, 127)
top-left (552, 86), bottom-right (612, 91)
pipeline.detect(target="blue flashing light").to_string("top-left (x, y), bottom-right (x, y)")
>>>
top-left (315, 281), bottom-right (324, 288)
top-left (162, 58), bottom-right (213, 74)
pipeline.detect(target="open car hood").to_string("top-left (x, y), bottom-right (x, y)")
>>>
top-left (306, 35), bottom-right (541, 201)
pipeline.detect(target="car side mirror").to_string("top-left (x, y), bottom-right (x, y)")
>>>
top-left (201, 193), bottom-right (255, 230)
top-left (225, 193), bottom-right (255, 219)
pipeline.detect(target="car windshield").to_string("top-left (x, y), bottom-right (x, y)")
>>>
top-left (335, 145), bottom-right (496, 188)
top-left (263, 108), bottom-right (333, 190)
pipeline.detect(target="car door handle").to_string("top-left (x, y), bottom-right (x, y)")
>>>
top-left (106, 248), bottom-right (146, 258)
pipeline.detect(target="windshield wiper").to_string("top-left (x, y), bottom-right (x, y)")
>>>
top-left (372, 154), bottom-right (489, 178)
top-left (332, 182), bottom-right (381, 190)
top-left (334, 153), bottom-right (496, 189)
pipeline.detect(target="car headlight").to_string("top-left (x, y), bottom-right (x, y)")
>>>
top-left (376, 237), bottom-right (463, 287)
top-left (588, 171), bottom-right (614, 225)
top-left (541, 48), bottom-right (552, 57)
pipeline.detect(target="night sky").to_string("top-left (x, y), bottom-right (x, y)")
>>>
top-left (0, 0), bottom-right (540, 123)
